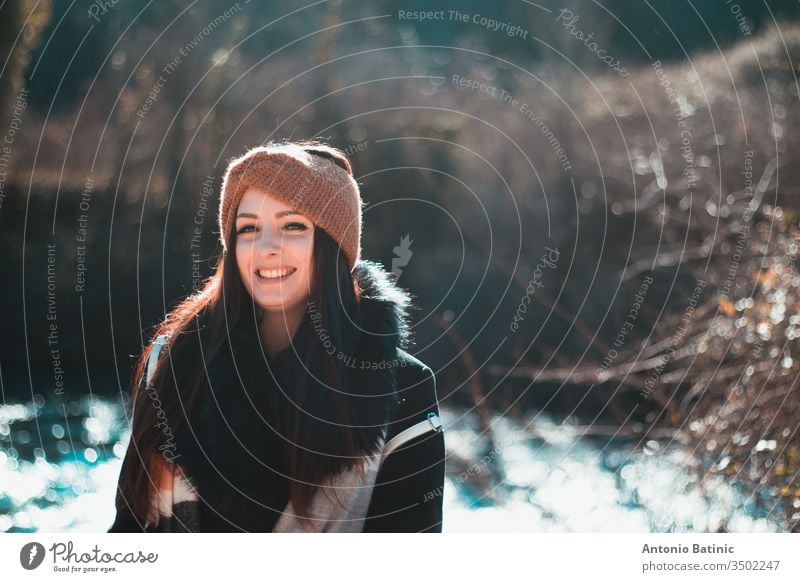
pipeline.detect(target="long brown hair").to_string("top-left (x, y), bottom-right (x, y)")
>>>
top-left (116, 141), bottom-right (379, 527)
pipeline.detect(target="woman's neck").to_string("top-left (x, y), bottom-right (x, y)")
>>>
top-left (258, 305), bottom-right (306, 356)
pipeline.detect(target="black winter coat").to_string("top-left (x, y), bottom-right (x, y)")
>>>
top-left (108, 261), bottom-right (445, 533)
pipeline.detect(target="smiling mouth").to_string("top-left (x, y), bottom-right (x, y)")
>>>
top-left (255, 267), bottom-right (297, 283)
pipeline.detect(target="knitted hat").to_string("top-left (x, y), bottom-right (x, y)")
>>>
top-left (218, 143), bottom-right (362, 271)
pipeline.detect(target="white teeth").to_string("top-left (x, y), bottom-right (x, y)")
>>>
top-left (257, 267), bottom-right (296, 279)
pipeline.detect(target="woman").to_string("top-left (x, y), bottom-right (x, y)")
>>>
top-left (109, 140), bottom-right (445, 532)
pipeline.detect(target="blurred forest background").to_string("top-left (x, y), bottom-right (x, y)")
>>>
top-left (2, 0), bottom-right (800, 530)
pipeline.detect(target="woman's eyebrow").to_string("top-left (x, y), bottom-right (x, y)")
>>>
top-left (236, 210), bottom-right (303, 220)
top-left (276, 210), bottom-right (304, 219)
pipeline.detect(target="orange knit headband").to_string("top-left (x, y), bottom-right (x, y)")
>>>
top-left (218, 143), bottom-right (362, 271)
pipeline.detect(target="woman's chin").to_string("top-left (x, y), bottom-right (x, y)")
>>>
top-left (255, 294), bottom-right (305, 313)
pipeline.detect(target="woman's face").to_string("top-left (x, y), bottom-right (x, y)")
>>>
top-left (234, 188), bottom-right (315, 315)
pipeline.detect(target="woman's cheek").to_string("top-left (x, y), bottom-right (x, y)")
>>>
top-left (303, 231), bottom-right (316, 258)
top-left (287, 236), bottom-right (314, 264)
top-left (235, 244), bottom-right (254, 288)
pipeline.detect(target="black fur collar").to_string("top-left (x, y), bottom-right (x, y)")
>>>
top-left (351, 258), bottom-right (414, 366)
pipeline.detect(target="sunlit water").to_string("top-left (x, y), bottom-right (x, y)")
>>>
top-left (0, 396), bottom-right (784, 532)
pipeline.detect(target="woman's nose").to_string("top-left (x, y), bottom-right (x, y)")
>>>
top-left (256, 228), bottom-right (282, 255)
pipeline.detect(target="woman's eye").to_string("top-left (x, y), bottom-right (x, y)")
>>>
top-left (236, 222), bottom-right (308, 234)
top-left (284, 222), bottom-right (309, 231)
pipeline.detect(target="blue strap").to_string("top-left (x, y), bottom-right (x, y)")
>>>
top-left (381, 412), bottom-right (444, 464)
top-left (146, 334), bottom-right (170, 386)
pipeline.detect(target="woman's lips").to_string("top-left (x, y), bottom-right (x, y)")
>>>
top-left (255, 267), bottom-right (297, 284)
